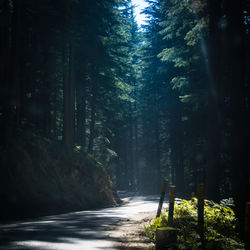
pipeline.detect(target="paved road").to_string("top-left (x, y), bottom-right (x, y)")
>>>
top-left (0, 194), bottom-right (161, 250)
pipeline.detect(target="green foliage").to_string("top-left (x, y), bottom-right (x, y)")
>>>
top-left (158, 47), bottom-right (189, 68)
top-left (171, 77), bottom-right (188, 91)
top-left (144, 199), bottom-right (244, 249)
top-left (184, 17), bottom-right (208, 46)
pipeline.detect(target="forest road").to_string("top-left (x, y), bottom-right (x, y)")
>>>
top-left (0, 193), bottom-right (165, 249)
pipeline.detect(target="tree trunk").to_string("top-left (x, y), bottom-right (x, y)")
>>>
top-left (154, 113), bottom-right (161, 193)
top-left (205, 0), bottom-right (224, 201)
top-left (128, 102), bottom-right (135, 190)
top-left (0, 0), bottom-right (12, 141)
top-left (133, 98), bottom-right (139, 190)
top-left (226, 0), bottom-right (250, 233)
top-left (171, 102), bottom-right (184, 195)
top-left (88, 78), bottom-right (97, 154)
top-left (40, 43), bottom-right (52, 138)
top-left (63, 1), bottom-right (75, 149)
top-left (76, 80), bottom-right (86, 148)
top-left (3, 0), bottom-right (22, 138)
top-left (63, 42), bottom-right (75, 148)
top-left (206, 94), bottom-right (220, 201)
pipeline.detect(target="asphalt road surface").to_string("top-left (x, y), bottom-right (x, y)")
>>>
top-left (0, 193), bottom-right (160, 250)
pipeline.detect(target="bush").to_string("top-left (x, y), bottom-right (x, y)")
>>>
top-left (144, 198), bottom-right (244, 249)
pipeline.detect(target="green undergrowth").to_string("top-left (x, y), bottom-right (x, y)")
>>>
top-left (144, 198), bottom-right (244, 249)
top-left (0, 132), bottom-right (119, 220)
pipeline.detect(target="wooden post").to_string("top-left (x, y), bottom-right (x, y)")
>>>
top-left (156, 179), bottom-right (168, 218)
top-left (191, 192), bottom-right (195, 199)
top-left (197, 184), bottom-right (204, 248)
top-left (168, 186), bottom-right (176, 225)
top-left (156, 227), bottom-right (178, 249)
top-left (245, 202), bottom-right (250, 249)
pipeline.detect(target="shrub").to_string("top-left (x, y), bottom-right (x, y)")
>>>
top-left (144, 198), bottom-right (244, 249)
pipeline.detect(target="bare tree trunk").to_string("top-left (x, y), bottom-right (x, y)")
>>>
top-left (76, 80), bottom-right (86, 148)
top-left (205, 0), bottom-right (223, 201)
top-left (226, 0), bottom-right (250, 233)
top-left (3, 0), bottom-right (22, 137)
top-left (154, 113), bottom-right (161, 192)
top-left (0, 0), bottom-right (12, 141)
top-left (69, 42), bottom-right (76, 145)
top-left (63, 38), bottom-right (70, 147)
top-left (206, 94), bottom-right (220, 201)
top-left (133, 97), bottom-right (139, 190)
top-left (128, 102), bottom-right (135, 190)
top-left (63, 1), bottom-right (75, 149)
top-left (88, 78), bottom-right (97, 154)
top-left (40, 43), bottom-right (52, 138)
top-left (170, 102), bottom-right (184, 195)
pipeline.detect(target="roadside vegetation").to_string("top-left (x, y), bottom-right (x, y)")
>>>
top-left (144, 198), bottom-right (244, 249)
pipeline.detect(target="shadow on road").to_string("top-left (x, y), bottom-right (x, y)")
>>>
top-left (0, 195), bottom-right (160, 249)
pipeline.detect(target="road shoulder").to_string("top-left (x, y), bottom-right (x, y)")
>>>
top-left (109, 211), bottom-right (155, 249)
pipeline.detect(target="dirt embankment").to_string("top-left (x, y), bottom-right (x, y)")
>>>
top-left (0, 132), bottom-right (119, 221)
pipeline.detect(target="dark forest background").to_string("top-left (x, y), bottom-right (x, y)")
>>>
top-left (0, 0), bottom-right (249, 230)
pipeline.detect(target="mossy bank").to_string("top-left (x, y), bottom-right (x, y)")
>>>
top-left (0, 132), bottom-right (120, 221)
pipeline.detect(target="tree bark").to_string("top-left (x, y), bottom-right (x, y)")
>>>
top-left (171, 101), bottom-right (184, 195)
top-left (226, 0), bottom-right (250, 232)
top-left (63, 1), bottom-right (75, 149)
top-left (0, 0), bottom-right (12, 141)
top-left (205, 0), bottom-right (224, 201)
top-left (76, 80), bottom-right (86, 148)
top-left (40, 42), bottom-right (52, 138)
top-left (88, 77), bottom-right (97, 154)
